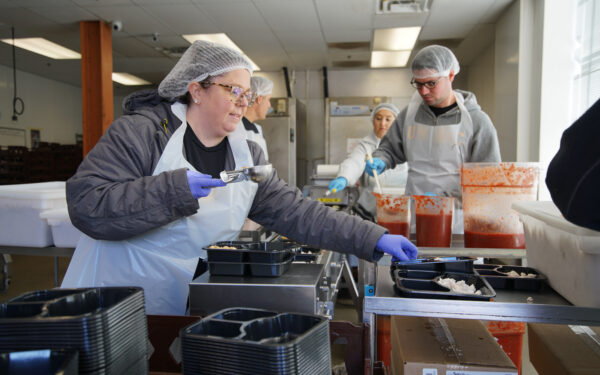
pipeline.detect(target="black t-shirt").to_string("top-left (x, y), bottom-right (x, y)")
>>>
top-left (183, 124), bottom-right (228, 179)
top-left (429, 102), bottom-right (458, 117)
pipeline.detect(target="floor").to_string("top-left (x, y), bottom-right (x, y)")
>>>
top-left (1, 255), bottom-right (538, 375)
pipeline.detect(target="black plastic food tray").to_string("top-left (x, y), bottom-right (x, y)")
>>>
top-left (0, 287), bottom-right (148, 374)
top-left (0, 349), bottom-right (79, 375)
top-left (208, 254), bottom-right (294, 277)
top-left (474, 264), bottom-right (547, 291)
top-left (390, 257), bottom-right (476, 282)
top-left (205, 241), bottom-right (300, 263)
top-left (293, 246), bottom-right (321, 262)
top-left (393, 270), bottom-right (496, 301)
top-left (180, 307), bottom-right (331, 375)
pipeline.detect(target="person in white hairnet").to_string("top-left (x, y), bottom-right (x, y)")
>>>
top-left (366, 45), bottom-right (501, 233)
top-left (242, 76), bottom-right (272, 159)
top-left (61, 40), bottom-right (418, 315)
top-left (328, 103), bottom-right (408, 216)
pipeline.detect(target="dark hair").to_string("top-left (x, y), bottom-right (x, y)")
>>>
top-left (177, 76), bottom-right (215, 104)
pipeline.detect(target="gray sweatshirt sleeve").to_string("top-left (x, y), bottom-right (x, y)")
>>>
top-left (247, 143), bottom-right (387, 261)
top-left (468, 110), bottom-right (501, 162)
top-left (373, 108), bottom-right (408, 169)
top-left (66, 116), bottom-right (199, 240)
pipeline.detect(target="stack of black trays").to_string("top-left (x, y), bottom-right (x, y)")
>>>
top-left (390, 257), bottom-right (496, 301)
top-left (0, 349), bottom-right (78, 375)
top-left (205, 241), bottom-right (300, 277)
top-left (0, 287), bottom-right (148, 374)
top-left (180, 307), bottom-right (331, 375)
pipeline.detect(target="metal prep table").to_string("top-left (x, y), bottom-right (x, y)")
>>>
top-left (189, 248), bottom-right (352, 319)
top-left (361, 248), bottom-right (600, 373)
top-left (0, 245), bottom-right (75, 288)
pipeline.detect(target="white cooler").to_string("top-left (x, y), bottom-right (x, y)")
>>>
top-left (0, 182), bottom-right (67, 247)
top-left (40, 207), bottom-right (82, 248)
top-left (513, 201), bottom-right (600, 307)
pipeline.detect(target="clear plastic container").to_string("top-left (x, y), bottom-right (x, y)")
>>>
top-left (413, 195), bottom-right (454, 247)
top-left (372, 189), bottom-right (411, 238)
top-left (461, 162), bottom-right (539, 249)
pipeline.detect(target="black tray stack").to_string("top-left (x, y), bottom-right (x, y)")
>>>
top-left (0, 287), bottom-right (148, 374)
top-left (181, 307), bottom-right (331, 375)
top-left (0, 349), bottom-right (79, 375)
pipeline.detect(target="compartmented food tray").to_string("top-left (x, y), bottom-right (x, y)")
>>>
top-left (208, 254), bottom-right (294, 277)
top-left (392, 270), bottom-right (496, 301)
top-left (390, 257), bottom-right (476, 280)
top-left (0, 287), bottom-right (148, 374)
top-left (0, 349), bottom-right (79, 375)
top-left (205, 241), bottom-right (300, 263)
top-left (180, 307), bottom-right (331, 375)
top-left (474, 264), bottom-right (547, 291)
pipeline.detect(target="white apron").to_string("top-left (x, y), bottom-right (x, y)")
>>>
top-left (246, 123), bottom-right (269, 160)
top-left (62, 102), bottom-right (258, 315)
top-left (403, 91), bottom-right (473, 233)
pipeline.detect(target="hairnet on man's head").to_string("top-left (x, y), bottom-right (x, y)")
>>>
top-left (371, 103), bottom-right (400, 121)
top-left (158, 40), bottom-right (254, 100)
top-left (251, 76), bottom-right (274, 96)
top-left (411, 45), bottom-right (460, 79)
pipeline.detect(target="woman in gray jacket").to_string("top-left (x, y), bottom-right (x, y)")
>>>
top-left (62, 41), bottom-right (417, 315)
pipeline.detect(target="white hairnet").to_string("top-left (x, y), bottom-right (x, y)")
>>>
top-left (371, 103), bottom-right (400, 121)
top-left (251, 76), bottom-right (274, 96)
top-left (411, 45), bottom-right (460, 79)
top-left (158, 40), bottom-right (254, 99)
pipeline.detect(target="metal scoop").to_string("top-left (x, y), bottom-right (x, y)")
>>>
top-left (220, 164), bottom-right (273, 184)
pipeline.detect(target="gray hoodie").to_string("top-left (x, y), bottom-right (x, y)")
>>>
top-left (67, 90), bottom-right (386, 261)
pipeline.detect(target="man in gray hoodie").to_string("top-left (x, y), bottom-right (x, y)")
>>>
top-left (366, 45), bottom-right (501, 231)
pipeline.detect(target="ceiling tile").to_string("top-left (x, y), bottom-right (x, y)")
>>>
top-left (323, 29), bottom-right (371, 43)
top-left (315, 0), bottom-right (374, 31)
top-left (191, 1), bottom-right (271, 33)
top-left (82, 4), bottom-right (175, 35)
top-left (422, 0), bottom-right (495, 39)
top-left (28, 6), bottom-right (98, 24)
top-left (71, 0), bottom-right (132, 5)
top-left (253, 0), bottom-right (321, 32)
top-left (142, 4), bottom-right (217, 35)
top-left (112, 36), bottom-right (164, 58)
top-left (277, 31), bottom-right (326, 53)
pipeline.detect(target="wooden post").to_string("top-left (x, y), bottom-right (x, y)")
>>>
top-left (80, 21), bottom-right (113, 156)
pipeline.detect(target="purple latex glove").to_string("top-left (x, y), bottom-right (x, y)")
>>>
top-left (186, 170), bottom-right (226, 199)
top-left (375, 234), bottom-right (418, 262)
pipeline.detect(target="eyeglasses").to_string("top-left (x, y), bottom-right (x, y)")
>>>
top-left (207, 82), bottom-right (257, 105)
top-left (410, 77), bottom-right (443, 90)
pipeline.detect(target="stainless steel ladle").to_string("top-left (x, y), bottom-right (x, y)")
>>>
top-left (220, 164), bottom-right (273, 184)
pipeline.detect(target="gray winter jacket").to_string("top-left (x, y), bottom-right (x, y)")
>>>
top-left (374, 90), bottom-right (501, 168)
top-left (67, 90), bottom-right (386, 261)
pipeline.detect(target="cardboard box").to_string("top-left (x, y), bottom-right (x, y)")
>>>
top-left (390, 316), bottom-right (517, 375)
top-left (528, 323), bottom-right (600, 375)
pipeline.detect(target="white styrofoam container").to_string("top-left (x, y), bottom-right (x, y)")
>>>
top-left (0, 182), bottom-right (67, 247)
top-left (39, 207), bottom-right (81, 248)
top-left (513, 201), bottom-right (600, 307)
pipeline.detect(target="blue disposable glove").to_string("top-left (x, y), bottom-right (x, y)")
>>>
top-left (186, 170), bottom-right (226, 199)
top-left (375, 234), bottom-right (418, 262)
top-left (365, 157), bottom-right (386, 177)
top-left (328, 177), bottom-right (348, 193)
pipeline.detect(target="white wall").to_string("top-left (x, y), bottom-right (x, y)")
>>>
top-left (0, 65), bottom-right (82, 148)
top-left (467, 44), bottom-right (496, 127)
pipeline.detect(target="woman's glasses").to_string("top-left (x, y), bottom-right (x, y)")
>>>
top-left (208, 82), bottom-right (257, 105)
top-left (410, 77), bottom-right (443, 90)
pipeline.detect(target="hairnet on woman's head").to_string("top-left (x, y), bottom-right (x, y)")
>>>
top-left (158, 40), bottom-right (254, 99)
top-left (251, 76), bottom-right (274, 96)
top-left (371, 103), bottom-right (400, 121)
top-left (411, 45), bottom-right (460, 79)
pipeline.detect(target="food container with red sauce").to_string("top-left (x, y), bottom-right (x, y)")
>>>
top-left (372, 189), bottom-right (411, 239)
top-left (461, 162), bottom-right (539, 249)
top-left (414, 195), bottom-right (454, 247)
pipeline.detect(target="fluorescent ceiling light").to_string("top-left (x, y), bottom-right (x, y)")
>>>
top-left (182, 33), bottom-right (260, 71)
top-left (373, 27), bottom-right (421, 51)
top-left (370, 51), bottom-right (411, 68)
top-left (112, 72), bottom-right (151, 86)
top-left (0, 37), bottom-right (80, 59)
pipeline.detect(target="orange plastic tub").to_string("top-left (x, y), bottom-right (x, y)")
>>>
top-left (485, 320), bottom-right (526, 374)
